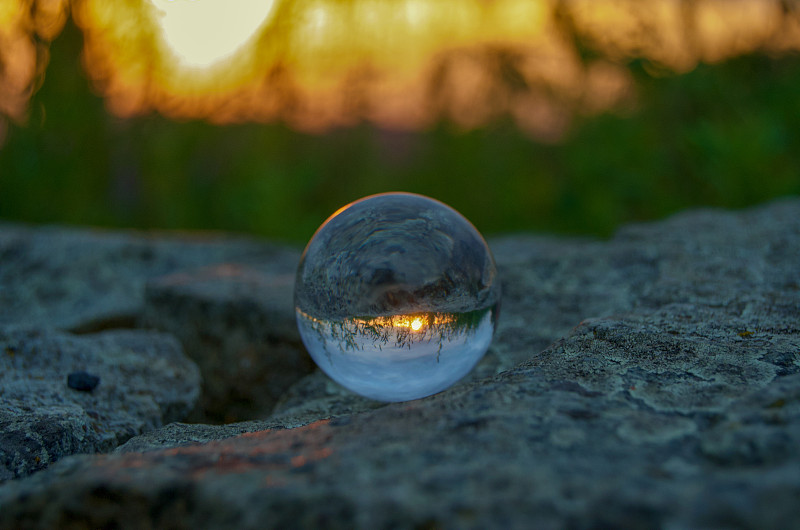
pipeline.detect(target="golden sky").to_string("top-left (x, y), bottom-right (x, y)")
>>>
top-left (3, 0), bottom-right (800, 139)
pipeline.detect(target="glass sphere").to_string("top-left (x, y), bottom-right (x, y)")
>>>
top-left (294, 192), bottom-right (501, 402)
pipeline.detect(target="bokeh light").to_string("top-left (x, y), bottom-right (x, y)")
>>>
top-left (3, 0), bottom-right (800, 139)
top-left (0, 0), bottom-right (67, 123)
top-left (2, 0), bottom-right (800, 243)
top-left (149, 0), bottom-right (277, 71)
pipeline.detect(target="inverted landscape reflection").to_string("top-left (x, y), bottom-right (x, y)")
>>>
top-left (294, 193), bottom-right (501, 402)
top-left (297, 307), bottom-right (497, 402)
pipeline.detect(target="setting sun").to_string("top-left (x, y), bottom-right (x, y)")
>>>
top-left (4, 0), bottom-right (800, 137)
top-left (410, 318), bottom-right (423, 331)
top-left (148, 0), bottom-right (277, 70)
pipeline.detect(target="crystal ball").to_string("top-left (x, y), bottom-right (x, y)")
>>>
top-left (294, 192), bottom-right (501, 402)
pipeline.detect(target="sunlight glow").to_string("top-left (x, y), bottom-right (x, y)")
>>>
top-left (148, 0), bottom-right (277, 70)
top-left (5, 0), bottom-right (800, 138)
top-left (298, 310), bottom-right (461, 333)
top-left (0, 0), bottom-right (67, 122)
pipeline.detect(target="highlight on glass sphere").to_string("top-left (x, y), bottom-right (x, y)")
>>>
top-left (294, 192), bottom-right (501, 402)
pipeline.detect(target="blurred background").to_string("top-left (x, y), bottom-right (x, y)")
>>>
top-left (1, 0), bottom-right (799, 244)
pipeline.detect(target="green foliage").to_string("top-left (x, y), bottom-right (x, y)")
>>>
top-left (1, 21), bottom-right (799, 243)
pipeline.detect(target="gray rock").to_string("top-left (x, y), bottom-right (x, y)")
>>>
top-left (141, 264), bottom-right (313, 423)
top-left (112, 372), bottom-right (385, 453)
top-left (489, 196), bottom-right (800, 374)
top-left (0, 223), bottom-right (299, 332)
top-left (269, 370), bottom-right (386, 427)
top-left (113, 419), bottom-right (290, 454)
top-left (0, 223), bottom-right (307, 421)
top-left (0, 198), bottom-right (798, 528)
top-left (0, 327), bottom-right (200, 482)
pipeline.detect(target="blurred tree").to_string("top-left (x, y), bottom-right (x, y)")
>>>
top-left (1, 4), bottom-right (799, 242)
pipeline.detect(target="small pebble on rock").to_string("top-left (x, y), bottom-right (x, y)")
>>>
top-left (67, 371), bottom-right (100, 392)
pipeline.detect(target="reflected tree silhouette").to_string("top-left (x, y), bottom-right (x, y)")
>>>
top-left (297, 307), bottom-right (495, 362)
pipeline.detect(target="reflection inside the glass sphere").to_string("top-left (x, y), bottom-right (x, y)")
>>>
top-left (296, 309), bottom-right (487, 354)
top-left (295, 306), bottom-right (497, 401)
top-left (296, 307), bottom-right (494, 356)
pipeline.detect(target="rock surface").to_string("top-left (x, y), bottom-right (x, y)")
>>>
top-left (0, 328), bottom-right (200, 482)
top-left (0, 225), bottom-right (304, 479)
top-left (141, 264), bottom-right (312, 423)
top-left (0, 224), bottom-right (307, 421)
top-left (0, 224), bottom-right (299, 332)
top-left (1, 198), bottom-right (799, 528)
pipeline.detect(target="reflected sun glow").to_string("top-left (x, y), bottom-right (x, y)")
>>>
top-left (298, 309), bottom-right (461, 334)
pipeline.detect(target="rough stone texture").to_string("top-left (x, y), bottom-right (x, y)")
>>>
top-left (1, 198), bottom-right (799, 528)
top-left (0, 223), bottom-right (308, 421)
top-left (489, 197), bottom-right (799, 376)
top-left (0, 223), bottom-right (299, 332)
top-left (271, 370), bottom-right (384, 421)
top-left (141, 264), bottom-right (314, 423)
top-left (0, 328), bottom-right (200, 482)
